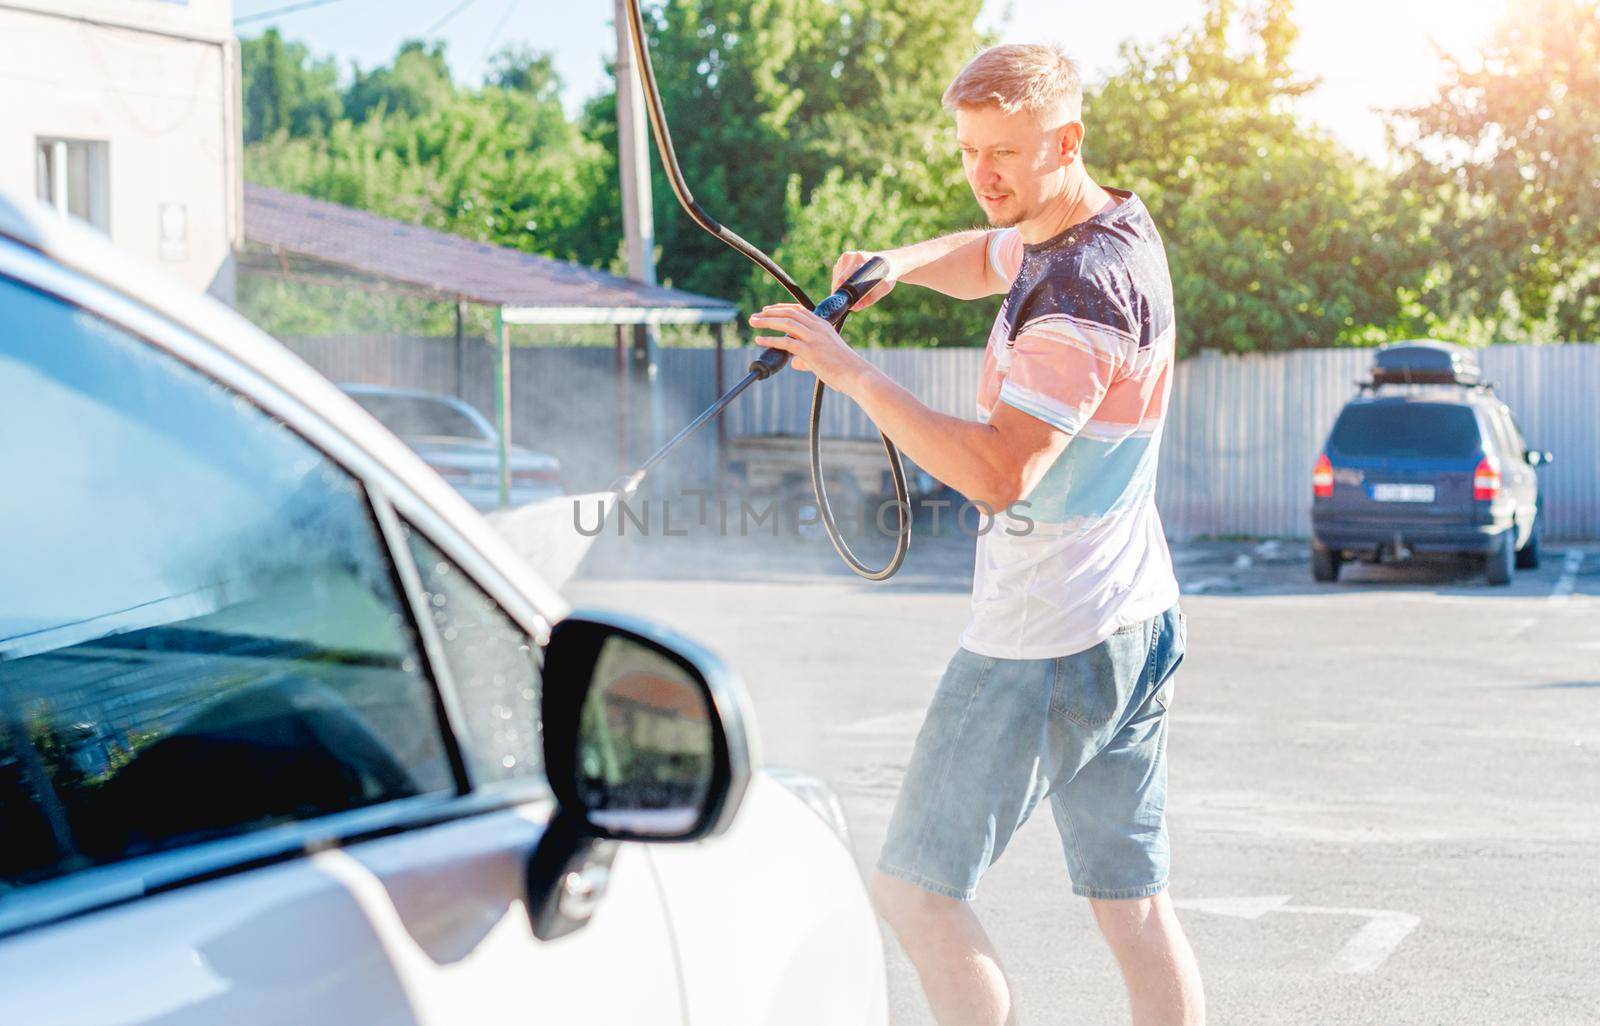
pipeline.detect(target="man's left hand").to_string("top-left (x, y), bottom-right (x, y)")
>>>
top-left (748, 304), bottom-right (871, 395)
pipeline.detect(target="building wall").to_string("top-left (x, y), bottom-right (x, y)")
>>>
top-left (0, 1), bottom-right (241, 298)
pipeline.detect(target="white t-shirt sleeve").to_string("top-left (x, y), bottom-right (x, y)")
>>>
top-left (986, 228), bottom-right (1024, 286)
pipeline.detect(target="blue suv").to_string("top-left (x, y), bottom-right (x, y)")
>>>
top-left (1310, 342), bottom-right (1552, 586)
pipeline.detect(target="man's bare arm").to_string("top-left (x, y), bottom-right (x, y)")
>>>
top-left (832, 230), bottom-right (1009, 308)
top-left (845, 365), bottom-right (1069, 511)
top-left (745, 303), bottom-right (1069, 511)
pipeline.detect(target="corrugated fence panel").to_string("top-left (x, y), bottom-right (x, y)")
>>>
top-left (1479, 343), bottom-right (1600, 540)
top-left (1157, 347), bottom-right (1375, 539)
top-left (282, 334), bottom-right (462, 392)
top-left (281, 335), bottom-right (1599, 539)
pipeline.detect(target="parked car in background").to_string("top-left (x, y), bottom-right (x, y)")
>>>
top-left (339, 383), bottom-right (563, 512)
top-left (0, 191), bottom-right (888, 1026)
top-left (1311, 341), bottom-right (1551, 586)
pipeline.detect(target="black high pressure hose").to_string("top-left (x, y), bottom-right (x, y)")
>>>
top-left (617, 0), bottom-right (911, 580)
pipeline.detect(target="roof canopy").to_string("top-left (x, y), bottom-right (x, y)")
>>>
top-left (241, 183), bottom-right (736, 325)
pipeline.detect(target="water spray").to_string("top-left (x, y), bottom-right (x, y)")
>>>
top-left (608, 0), bottom-right (913, 581)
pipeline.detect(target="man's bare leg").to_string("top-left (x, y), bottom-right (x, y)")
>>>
top-left (1089, 892), bottom-right (1205, 1026)
top-left (870, 871), bottom-right (1018, 1026)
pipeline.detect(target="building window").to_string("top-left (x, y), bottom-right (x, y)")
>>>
top-left (35, 138), bottom-right (110, 233)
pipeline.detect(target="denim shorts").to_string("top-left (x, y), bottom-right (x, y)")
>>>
top-left (877, 605), bottom-right (1185, 901)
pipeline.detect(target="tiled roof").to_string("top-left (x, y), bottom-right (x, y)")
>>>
top-left (243, 183), bottom-right (735, 320)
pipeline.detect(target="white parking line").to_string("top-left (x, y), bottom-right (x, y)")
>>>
top-left (1318, 907), bottom-right (1424, 975)
top-left (1176, 894), bottom-right (1420, 974)
top-left (1550, 550), bottom-right (1585, 607)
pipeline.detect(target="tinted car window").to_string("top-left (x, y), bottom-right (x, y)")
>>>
top-left (1328, 403), bottom-right (1483, 459)
top-left (0, 278), bottom-right (456, 891)
top-left (353, 394), bottom-right (489, 441)
top-left (403, 524), bottom-right (546, 789)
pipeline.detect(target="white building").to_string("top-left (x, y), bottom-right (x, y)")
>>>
top-left (0, 0), bottom-right (242, 299)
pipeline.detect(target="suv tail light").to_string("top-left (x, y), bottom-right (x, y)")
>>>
top-left (1473, 455), bottom-right (1501, 501)
top-left (1312, 454), bottom-right (1334, 499)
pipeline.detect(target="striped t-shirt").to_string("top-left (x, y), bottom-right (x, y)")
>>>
top-left (961, 189), bottom-right (1179, 660)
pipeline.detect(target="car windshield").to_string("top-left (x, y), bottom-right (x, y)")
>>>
top-left (352, 393), bottom-right (488, 441)
top-left (1329, 403), bottom-right (1482, 459)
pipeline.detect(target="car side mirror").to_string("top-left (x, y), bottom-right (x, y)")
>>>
top-left (1525, 449), bottom-right (1554, 467)
top-left (526, 610), bottom-right (758, 939)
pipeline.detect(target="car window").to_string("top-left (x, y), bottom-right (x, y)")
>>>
top-left (402, 524), bottom-right (547, 790)
top-left (1328, 403), bottom-right (1483, 459)
top-left (1499, 409), bottom-right (1528, 455)
top-left (352, 393), bottom-right (490, 442)
top-left (0, 277), bottom-right (457, 893)
top-left (1482, 409), bottom-right (1517, 459)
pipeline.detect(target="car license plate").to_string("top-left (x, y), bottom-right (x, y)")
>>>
top-left (1372, 483), bottom-right (1435, 503)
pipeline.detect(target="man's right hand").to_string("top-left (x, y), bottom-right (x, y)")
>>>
top-left (832, 250), bottom-right (897, 311)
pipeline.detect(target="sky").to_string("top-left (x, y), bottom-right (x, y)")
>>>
top-left (231, 0), bottom-right (1510, 163)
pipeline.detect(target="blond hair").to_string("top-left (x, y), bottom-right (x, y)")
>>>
top-left (942, 43), bottom-right (1083, 122)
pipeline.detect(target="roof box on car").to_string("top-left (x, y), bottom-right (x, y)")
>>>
top-left (1370, 340), bottom-right (1482, 386)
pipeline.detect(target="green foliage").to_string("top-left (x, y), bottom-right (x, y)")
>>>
top-left (239, 0), bottom-right (1596, 351)
top-left (344, 40), bottom-right (456, 124)
top-left (598, 0), bottom-right (987, 318)
top-left (759, 169), bottom-right (996, 347)
top-left (1391, 0), bottom-right (1600, 342)
top-left (249, 91), bottom-right (612, 264)
top-left (240, 28), bottom-right (342, 144)
top-left (240, 36), bottom-right (622, 335)
top-left (1089, 0), bottom-right (1429, 353)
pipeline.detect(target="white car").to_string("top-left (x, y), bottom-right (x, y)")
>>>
top-left (0, 192), bottom-right (888, 1026)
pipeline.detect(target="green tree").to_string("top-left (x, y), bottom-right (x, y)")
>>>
top-left (1089, 0), bottom-right (1429, 353)
top-left (1392, 0), bottom-right (1600, 342)
top-left (248, 90), bottom-right (614, 264)
top-left (242, 39), bottom-right (620, 335)
top-left (594, 0), bottom-right (985, 314)
top-left (756, 170), bottom-right (996, 348)
top-left (344, 40), bottom-right (456, 124)
top-left (240, 28), bottom-right (343, 143)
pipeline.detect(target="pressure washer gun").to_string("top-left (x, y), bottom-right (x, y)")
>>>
top-left (612, 256), bottom-right (890, 495)
top-left (746, 256), bottom-right (889, 380)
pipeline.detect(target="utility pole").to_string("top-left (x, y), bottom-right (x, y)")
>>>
top-left (614, 0), bottom-right (663, 475)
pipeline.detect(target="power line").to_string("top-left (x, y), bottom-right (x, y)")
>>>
top-left (424, 0), bottom-right (481, 37)
top-left (234, 0), bottom-right (350, 27)
top-left (478, 0), bottom-right (519, 61)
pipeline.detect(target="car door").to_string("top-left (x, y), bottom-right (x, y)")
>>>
top-left (1483, 404), bottom-right (1536, 543)
top-left (0, 255), bottom-right (683, 1025)
top-left (1499, 410), bottom-right (1542, 530)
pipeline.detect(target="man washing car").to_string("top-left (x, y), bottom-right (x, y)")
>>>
top-left (749, 43), bottom-right (1204, 1026)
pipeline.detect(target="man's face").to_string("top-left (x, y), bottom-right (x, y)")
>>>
top-left (955, 104), bottom-right (1076, 228)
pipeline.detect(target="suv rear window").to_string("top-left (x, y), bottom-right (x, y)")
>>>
top-left (1328, 403), bottom-right (1483, 459)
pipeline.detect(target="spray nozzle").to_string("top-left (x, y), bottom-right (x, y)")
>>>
top-left (607, 469), bottom-right (648, 497)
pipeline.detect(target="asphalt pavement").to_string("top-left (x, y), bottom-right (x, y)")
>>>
top-left (564, 525), bottom-right (1600, 1025)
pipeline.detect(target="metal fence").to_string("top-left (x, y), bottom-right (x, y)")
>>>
top-left (281, 335), bottom-right (1600, 540)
